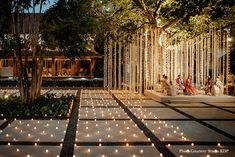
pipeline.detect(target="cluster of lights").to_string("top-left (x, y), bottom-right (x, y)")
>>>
top-left (76, 119), bottom-right (146, 142)
top-left (0, 119), bottom-right (68, 142)
top-left (79, 107), bottom-right (128, 119)
top-left (75, 90), bottom-right (168, 156)
top-left (112, 91), bottom-right (189, 142)
top-left (81, 91), bottom-right (112, 99)
top-left (48, 89), bottom-right (77, 98)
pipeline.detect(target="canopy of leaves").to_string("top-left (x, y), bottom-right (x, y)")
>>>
top-left (132, 0), bottom-right (235, 37)
top-left (41, 0), bottom-right (100, 57)
top-left (40, 0), bottom-right (234, 55)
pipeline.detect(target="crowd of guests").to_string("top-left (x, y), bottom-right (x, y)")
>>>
top-left (157, 73), bottom-right (234, 96)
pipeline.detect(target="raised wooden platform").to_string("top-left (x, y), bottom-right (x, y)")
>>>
top-left (144, 90), bottom-right (235, 103)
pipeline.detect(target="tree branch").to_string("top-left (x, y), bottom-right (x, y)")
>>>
top-left (162, 18), bottom-right (181, 30)
top-left (133, 0), bottom-right (157, 25)
top-left (153, 0), bottom-right (164, 19)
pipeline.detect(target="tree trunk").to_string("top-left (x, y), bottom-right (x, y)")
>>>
top-left (17, 51), bottom-right (30, 104)
top-left (29, 47), bottom-right (43, 104)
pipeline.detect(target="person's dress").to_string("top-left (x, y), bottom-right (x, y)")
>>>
top-left (185, 78), bottom-right (197, 95)
top-left (176, 78), bottom-right (185, 90)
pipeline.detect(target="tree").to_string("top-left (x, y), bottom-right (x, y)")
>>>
top-left (41, 0), bottom-right (100, 58)
top-left (131, 0), bottom-right (235, 37)
top-left (0, 0), bottom-right (50, 105)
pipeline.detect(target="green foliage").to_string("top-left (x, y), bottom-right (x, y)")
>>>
top-left (41, 0), bottom-right (101, 57)
top-left (0, 94), bottom-right (74, 117)
top-left (131, 0), bottom-right (235, 37)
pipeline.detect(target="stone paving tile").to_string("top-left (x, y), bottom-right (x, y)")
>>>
top-left (204, 121), bottom-right (235, 136)
top-left (76, 120), bottom-right (148, 142)
top-left (82, 90), bottom-right (109, 94)
top-left (177, 108), bottom-right (235, 119)
top-left (223, 108), bottom-right (235, 113)
top-left (80, 99), bottom-right (119, 107)
top-left (0, 120), bottom-right (6, 126)
top-left (130, 108), bottom-right (189, 119)
top-left (122, 100), bottom-right (164, 107)
top-left (1, 89), bottom-right (235, 157)
top-left (166, 102), bottom-right (208, 107)
top-left (144, 120), bottom-right (232, 142)
top-left (111, 90), bottom-right (137, 94)
top-left (74, 146), bottom-right (161, 157)
top-left (0, 145), bottom-right (61, 157)
top-left (0, 120), bottom-right (68, 142)
top-left (78, 108), bottom-right (129, 119)
top-left (81, 93), bottom-right (113, 99)
top-left (168, 145), bottom-right (235, 157)
top-left (207, 103), bottom-right (235, 107)
top-left (113, 93), bottom-right (147, 100)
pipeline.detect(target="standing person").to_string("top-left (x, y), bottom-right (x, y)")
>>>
top-left (185, 75), bottom-right (197, 95)
top-left (176, 74), bottom-right (185, 90)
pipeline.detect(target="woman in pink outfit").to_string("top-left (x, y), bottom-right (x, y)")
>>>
top-left (176, 75), bottom-right (185, 90)
top-left (185, 75), bottom-right (197, 95)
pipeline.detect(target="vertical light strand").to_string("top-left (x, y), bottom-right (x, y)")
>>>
top-left (123, 40), bottom-right (126, 90)
top-left (208, 31), bottom-right (211, 79)
top-left (203, 34), bottom-right (207, 84)
top-left (144, 28), bottom-right (148, 90)
top-left (214, 28), bottom-right (217, 78)
top-left (195, 37), bottom-right (198, 87)
top-left (108, 39), bottom-right (113, 88)
top-left (186, 39), bottom-right (189, 80)
top-left (218, 29), bottom-right (221, 77)
top-left (114, 42), bottom-right (117, 88)
top-left (136, 31), bottom-right (140, 92)
top-left (222, 31), bottom-right (226, 85)
top-left (118, 42), bottom-right (122, 89)
top-left (226, 30), bottom-right (230, 95)
top-left (139, 29), bottom-right (143, 93)
top-left (151, 27), bottom-right (154, 89)
top-left (192, 39), bottom-right (195, 83)
top-left (129, 37), bottom-right (133, 91)
top-left (200, 35), bottom-right (204, 87)
top-left (212, 29), bottom-right (215, 80)
top-left (104, 40), bottom-right (107, 88)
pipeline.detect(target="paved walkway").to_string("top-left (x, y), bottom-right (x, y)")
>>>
top-left (0, 89), bottom-right (235, 157)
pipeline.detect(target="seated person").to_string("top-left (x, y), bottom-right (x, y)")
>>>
top-left (166, 81), bottom-right (178, 96)
top-left (185, 75), bottom-right (197, 95)
top-left (228, 72), bottom-right (234, 85)
top-left (155, 80), bottom-right (163, 92)
top-left (212, 77), bottom-right (224, 96)
top-left (161, 75), bottom-right (170, 94)
top-left (204, 76), bottom-right (213, 95)
top-left (176, 74), bottom-right (185, 90)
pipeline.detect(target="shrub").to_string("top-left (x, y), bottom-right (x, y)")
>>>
top-left (0, 94), bottom-right (74, 117)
